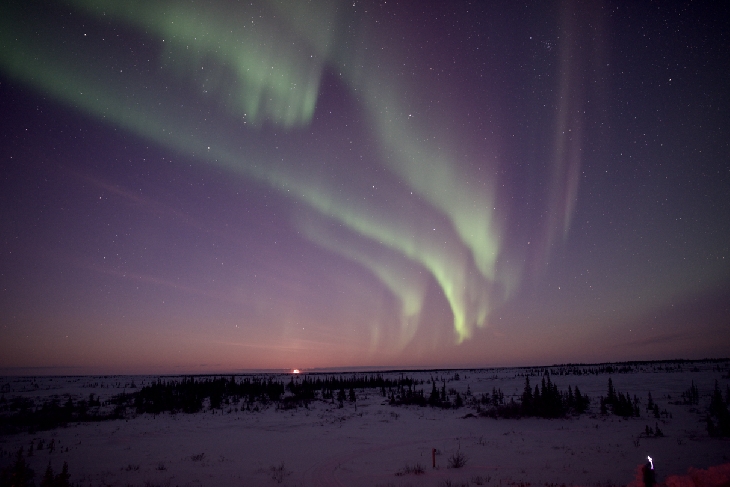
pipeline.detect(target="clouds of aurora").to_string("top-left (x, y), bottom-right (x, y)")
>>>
top-left (0, 0), bottom-right (598, 346)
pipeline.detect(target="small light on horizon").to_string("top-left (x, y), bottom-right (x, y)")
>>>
top-left (292, 369), bottom-right (300, 374)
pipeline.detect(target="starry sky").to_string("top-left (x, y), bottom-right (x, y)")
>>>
top-left (1, 0), bottom-right (728, 374)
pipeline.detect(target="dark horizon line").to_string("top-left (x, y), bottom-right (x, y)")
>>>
top-left (1, 357), bottom-right (727, 378)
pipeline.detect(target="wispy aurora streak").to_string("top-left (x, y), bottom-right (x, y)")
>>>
top-left (65, 0), bottom-right (336, 128)
top-left (297, 215), bottom-right (427, 350)
top-left (0, 0), bottom-right (583, 344)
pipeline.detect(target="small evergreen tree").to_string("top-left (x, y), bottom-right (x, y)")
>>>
top-left (56, 462), bottom-right (71, 487)
top-left (0, 448), bottom-right (35, 487)
top-left (337, 388), bottom-right (346, 407)
top-left (573, 386), bottom-right (589, 413)
top-left (40, 463), bottom-right (55, 487)
top-left (681, 381), bottom-right (699, 405)
top-left (454, 392), bottom-right (463, 408)
top-left (429, 383), bottom-right (440, 406)
top-left (521, 376), bottom-right (533, 414)
top-left (607, 378), bottom-right (616, 403)
top-left (707, 380), bottom-right (730, 437)
top-left (567, 385), bottom-right (574, 408)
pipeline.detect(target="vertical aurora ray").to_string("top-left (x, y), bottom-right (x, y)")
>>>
top-left (296, 214), bottom-right (427, 350)
top-left (284, 173), bottom-right (493, 343)
top-left (526, 1), bottom-right (606, 279)
top-left (333, 14), bottom-right (506, 340)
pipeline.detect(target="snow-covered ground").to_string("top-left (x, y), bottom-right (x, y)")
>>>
top-left (1, 361), bottom-right (729, 487)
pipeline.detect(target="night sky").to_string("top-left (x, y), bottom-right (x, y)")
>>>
top-left (1, 1), bottom-right (728, 374)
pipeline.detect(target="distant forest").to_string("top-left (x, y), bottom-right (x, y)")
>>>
top-left (1, 359), bottom-right (729, 437)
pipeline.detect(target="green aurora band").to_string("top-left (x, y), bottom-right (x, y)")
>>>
top-left (0, 0), bottom-right (571, 344)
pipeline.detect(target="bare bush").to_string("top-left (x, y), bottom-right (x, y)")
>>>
top-left (447, 450), bottom-right (468, 469)
top-left (270, 462), bottom-right (291, 484)
top-left (395, 463), bottom-right (425, 476)
top-left (441, 480), bottom-right (470, 487)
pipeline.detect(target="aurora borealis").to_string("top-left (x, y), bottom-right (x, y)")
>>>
top-left (1, 1), bottom-right (728, 373)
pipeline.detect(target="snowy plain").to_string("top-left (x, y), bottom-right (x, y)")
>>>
top-left (1, 360), bottom-right (729, 487)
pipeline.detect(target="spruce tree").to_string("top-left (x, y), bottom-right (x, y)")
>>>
top-left (429, 383), bottom-right (439, 406)
top-left (567, 385), bottom-right (574, 409)
top-left (1, 448), bottom-right (35, 487)
top-left (57, 462), bottom-right (71, 487)
top-left (40, 463), bottom-right (54, 487)
top-left (337, 388), bottom-right (346, 406)
top-left (708, 380), bottom-right (730, 436)
top-left (607, 378), bottom-right (615, 404)
top-left (454, 392), bottom-right (463, 408)
top-left (521, 376), bottom-right (533, 414)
